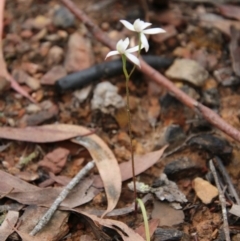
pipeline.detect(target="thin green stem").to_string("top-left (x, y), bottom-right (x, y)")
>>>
top-left (121, 55), bottom-right (137, 213)
top-left (128, 34), bottom-right (142, 79)
top-left (138, 34), bottom-right (142, 56)
top-left (128, 65), bottom-right (136, 79)
top-left (137, 198), bottom-right (150, 241)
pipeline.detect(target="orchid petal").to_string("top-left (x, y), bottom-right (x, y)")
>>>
top-left (105, 50), bottom-right (119, 59)
top-left (141, 22), bottom-right (152, 30)
top-left (126, 45), bottom-right (140, 53)
top-left (116, 39), bottom-right (125, 53)
top-left (125, 53), bottom-right (141, 68)
top-left (123, 37), bottom-right (130, 49)
top-left (120, 20), bottom-right (135, 31)
top-left (143, 28), bottom-right (166, 35)
top-left (140, 33), bottom-right (149, 52)
top-left (133, 19), bottom-right (144, 32)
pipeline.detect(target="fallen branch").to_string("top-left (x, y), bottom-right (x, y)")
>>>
top-left (61, 0), bottom-right (240, 143)
top-left (0, 0), bottom-right (35, 103)
top-left (30, 160), bottom-right (95, 236)
top-left (209, 159), bottom-right (230, 241)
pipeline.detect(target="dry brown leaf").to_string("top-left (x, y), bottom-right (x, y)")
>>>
top-left (0, 210), bottom-right (19, 241)
top-left (82, 193), bottom-right (153, 217)
top-left (79, 211), bottom-right (145, 241)
top-left (218, 4), bottom-right (240, 21)
top-left (13, 228), bottom-right (48, 241)
top-left (0, 124), bottom-right (122, 217)
top-left (93, 146), bottom-right (167, 188)
top-left (0, 169), bottom-right (39, 193)
top-left (200, 13), bottom-right (240, 36)
top-left (38, 147), bottom-right (70, 174)
top-left (0, 124), bottom-right (90, 142)
top-left (18, 206), bottom-right (69, 241)
top-left (0, 170), bottom-right (99, 208)
top-left (119, 147), bottom-right (167, 181)
top-left (72, 135), bottom-right (122, 217)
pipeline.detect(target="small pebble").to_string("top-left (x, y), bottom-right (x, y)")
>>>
top-left (47, 46), bottom-right (64, 66)
top-left (20, 29), bottom-right (33, 38)
top-left (53, 6), bottom-right (75, 28)
top-left (57, 30), bottom-right (68, 39)
top-left (39, 42), bottom-right (51, 57)
top-left (193, 177), bottom-right (218, 204)
top-left (101, 22), bottom-right (110, 31)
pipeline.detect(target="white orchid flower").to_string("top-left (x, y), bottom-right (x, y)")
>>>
top-left (120, 19), bottom-right (166, 52)
top-left (105, 37), bottom-right (142, 67)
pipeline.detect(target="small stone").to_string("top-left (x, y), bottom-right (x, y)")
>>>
top-left (0, 76), bottom-right (10, 94)
top-left (128, 181), bottom-right (151, 193)
top-left (12, 69), bottom-right (29, 84)
top-left (165, 59), bottom-right (209, 87)
top-left (25, 76), bottom-right (40, 91)
top-left (47, 46), bottom-right (64, 66)
top-left (26, 104), bottom-right (42, 114)
top-left (21, 62), bottom-right (40, 75)
top-left (19, 103), bottom-right (58, 127)
top-left (39, 42), bottom-right (51, 57)
top-left (181, 85), bottom-right (200, 100)
top-left (173, 47), bottom-right (192, 58)
top-left (91, 81), bottom-right (125, 114)
top-left (41, 65), bottom-right (66, 85)
top-left (40, 100), bottom-right (54, 110)
top-left (12, 69), bottom-right (40, 90)
top-left (108, 30), bottom-right (123, 41)
top-left (32, 15), bottom-right (51, 29)
top-left (7, 118), bottom-right (15, 127)
top-left (16, 41), bottom-right (31, 54)
top-left (73, 85), bottom-right (92, 103)
top-left (33, 89), bottom-right (44, 102)
top-left (53, 6), bottom-right (75, 28)
top-left (57, 30), bottom-right (68, 39)
top-left (117, 131), bottom-right (130, 146)
top-left (45, 34), bottom-right (61, 42)
top-left (31, 28), bottom-right (47, 41)
top-left (64, 32), bottom-right (94, 73)
top-left (101, 22), bottom-right (110, 31)
top-left (4, 43), bottom-right (16, 58)
top-left (193, 177), bottom-right (218, 204)
top-left (20, 29), bottom-right (33, 38)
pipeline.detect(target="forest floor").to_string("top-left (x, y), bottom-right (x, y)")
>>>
top-left (1, 0), bottom-right (240, 241)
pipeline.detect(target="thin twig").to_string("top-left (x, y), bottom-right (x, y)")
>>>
top-left (60, 0), bottom-right (240, 144)
top-left (30, 160), bottom-right (95, 236)
top-left (209, 159), bottom-right (230, 241)
top-left (214, 156), bottom-right (240, 205)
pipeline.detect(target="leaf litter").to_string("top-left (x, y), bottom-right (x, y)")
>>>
top-left (2, 0), bottom-right (240, 240)
top-left (0, 210), bottom-right (19, 241)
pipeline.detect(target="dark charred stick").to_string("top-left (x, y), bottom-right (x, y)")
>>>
top-left (209, 159), bottom-right (230, 241)
top-left (214, 156), bottom-right (240, 205)
top-left (55, 56), bottom-right (173, 91)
